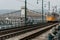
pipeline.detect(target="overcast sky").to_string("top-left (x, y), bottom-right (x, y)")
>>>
top-left (0, 0), bottom-right (60, 10)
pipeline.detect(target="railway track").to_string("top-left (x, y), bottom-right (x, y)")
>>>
top-left (0, 23), bottom-right (57, 40)
top-left (20, 23), bottom-right (59, 40)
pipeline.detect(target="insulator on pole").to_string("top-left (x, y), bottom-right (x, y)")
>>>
top-left (37, 0), bottom-right (39, 4)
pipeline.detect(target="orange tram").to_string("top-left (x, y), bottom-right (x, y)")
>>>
top-left (46, 12), bottom-right (59, 23)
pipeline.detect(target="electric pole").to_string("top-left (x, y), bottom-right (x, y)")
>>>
top-left (48, 1), bottom-right (50, 13)
top-left (42, 0), bottom-right (44, 22)
top-left (25, 0), bottom-right (27, 26)
top-left (55, 6), bottom-right (57, 13)
top-left (48, 1), bottom-right (50, 15)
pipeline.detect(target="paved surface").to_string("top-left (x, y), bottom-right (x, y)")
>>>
top-left (6, 23), bottom-right (58, 40)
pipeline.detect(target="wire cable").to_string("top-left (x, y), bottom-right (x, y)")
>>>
top-left (16, 0), bottom-right (39, 9)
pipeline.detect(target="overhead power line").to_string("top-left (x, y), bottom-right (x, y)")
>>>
top-left (17, 0), bottom-right (39, 9)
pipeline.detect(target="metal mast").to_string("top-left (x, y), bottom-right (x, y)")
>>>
top-left (42, 0), bottom-right (44, 22)
top-left (25, 0), bottom-right (27, 26)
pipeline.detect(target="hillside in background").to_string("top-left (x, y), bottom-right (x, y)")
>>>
top-left (0, 9), bottom-right (16, 14)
